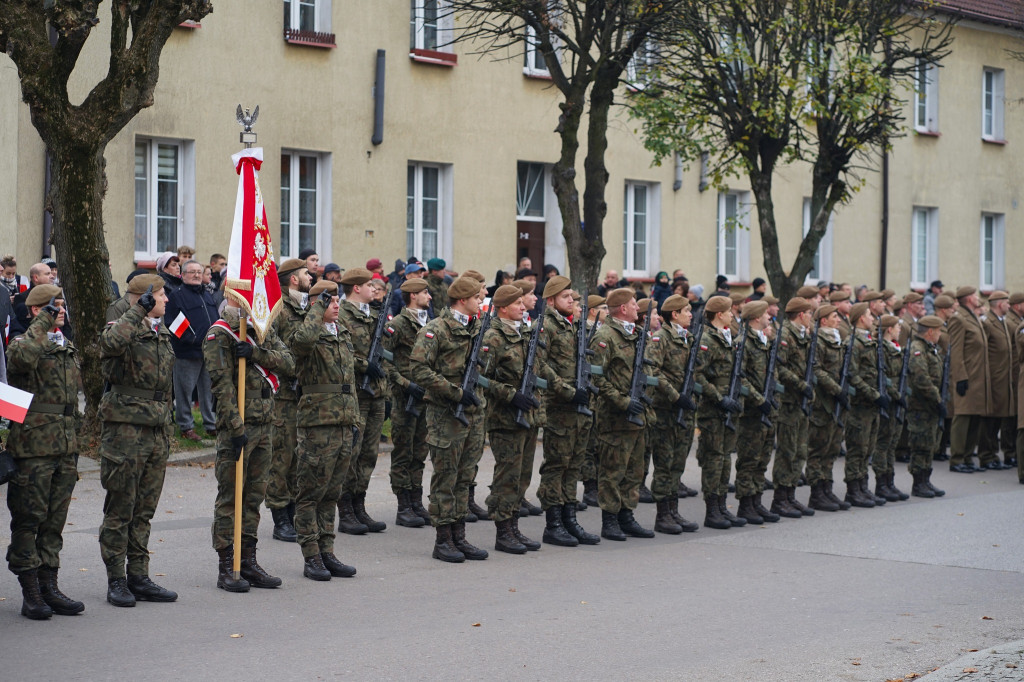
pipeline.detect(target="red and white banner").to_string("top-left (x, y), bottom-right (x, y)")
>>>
top-left (169, 311), bottom-right (191, 339)
top-left (224, 147), bottom-right (283, 343)
top-left (0, 382), bottom-right (34, 423)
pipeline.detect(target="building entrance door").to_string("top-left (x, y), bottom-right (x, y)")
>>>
top-left (517, 220), bottom-right (545, 273)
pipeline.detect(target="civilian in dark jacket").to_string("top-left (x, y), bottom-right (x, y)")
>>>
top-left (651, 271), bottom-right (672, 309)
top-left (156, 251), bottom-right (183, 294)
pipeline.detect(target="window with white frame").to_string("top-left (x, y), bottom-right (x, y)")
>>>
top-left (283, 0), bottom-right (332, 33)
top-left (623, 181), bottom-right (660, 277)
top-left (801, 198), bottom-right (833, 282)
top-left (410, 0), bottom-right (453, 53)
top-left (524, 25), bottom-right (554, 78)
top-left (280, 151), bottom-right (330, 259)
top-left (626, 38), bottom-right (658, 89)
top-left (134, 137), bottom-right (195, 261)
top-left (980, 213), bottom-right (1005, 290)
top-left (517, 162), bottom-right (545, 220)
top-left (717, 191), bottom-right (750, 281)
top-left (982, 67), bottom-right (1005, 141)
top-left (914, 59), bottom-right (939, 133)
top-left (910, 207), bottom-right (939, 289)
top-left (408, 162), bottom-right (451, 262)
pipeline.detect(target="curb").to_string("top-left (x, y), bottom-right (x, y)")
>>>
top-left (921, 639), bottom-right (1024, 680)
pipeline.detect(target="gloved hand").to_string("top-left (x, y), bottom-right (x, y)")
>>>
top-left (874, 394), bottom-right (891, 411)
top-left (234, 342), bottom-right (254, 359)
top-left (42, 296), bottom-right (61, 317)
top-left (673, 393), bottom-right (697, 411)
top-left (836, 392), bottom-right (850, 409)
top-left (570, 387), bottom-right (590, 406)
top-left (895, 396), bottom-right (907, 409)
top-left (956, 380), bottom-right (968, 397)
top-left (318, 289), bottom-right (333, 308)
top-left (758, 400), bottom-right (774, 417)
top-left (719, 397), bottom-right (741, 414)
top-left (511, 391), bottom-right (540, 412)
top-left (139, 285), bottom-right (156, 313)
top-left (626, 398), bottom-right (644, 416)
top-left (407, 382), bottom-right (426, 401)
top-left (802, 383), bottom-right (814, 400)
top-left (230, 433), bottom-right (248, 461)
top-left (939, 404), bottom-right (948, 420)
top-left (366, 362), bottom-right (386, 380)
top-left (458, 388), bottom-right (480, 408)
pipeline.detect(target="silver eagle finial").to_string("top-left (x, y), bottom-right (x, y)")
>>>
top-left (236, 104), bottom-right (259, 133)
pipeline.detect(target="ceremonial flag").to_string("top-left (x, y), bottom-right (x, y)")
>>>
top-left (0, 382), bottom-right (34, 423)
top-left (169, 311), bottom-right (191, 339)
top-left (224, 147), bottom-right (283, 343)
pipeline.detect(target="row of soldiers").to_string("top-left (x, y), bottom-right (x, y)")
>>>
top-left (5, 264), bottom-right (1021, 619)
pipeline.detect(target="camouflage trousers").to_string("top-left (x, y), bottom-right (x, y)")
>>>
top-left (98, 422), bottom-right (170, 579)
top-left (805, 408), bottom-right (842, 485)
top-left (580, 413), bottom-right (599, 482)
top-left (486, 428), bottom-right (532, 522)
top-left (6, 454), bottom-right (77, 575)
top-left (697, 410), bottom-right (737, 499)
top-left (211, 422), bottom-right (272, 551)
top-left (536, 407), bottom-right (589, 508)
top-left (907, 409), bottom-right (942, 475)
top-left (466, 395), bottom-right (487, 490)
top-left (389, 390), bottom-right (429, 494)
top-left (425, 404), bottom-right (474, 527)
top-left (294, 424), bottom-right (355, 558)
top-left (979, 416), bottom-right (1016, 465)
top-left (344, 393), bottom-right (386, 496)
top-left (773, 402), bottom-right (808, 488)
top-left (872, 415), bottom-right (901, 477)
top-left (595, 425), bottom-right (645, 513)
top-left (735, 414), bottom-right (773, 498)
top-left (844, 406), bottom-right (878, 483)
top-left (650, 408), bottom-right (690, 501)
top-left (266, 397), bottom-right (297, 510)
top-left (521, 426), bottom-right (539, 502)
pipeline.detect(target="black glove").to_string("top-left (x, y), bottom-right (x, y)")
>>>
top-left (956, 380), bottom-right (968, 397)
top-left (407, 382), bottom-right (426, 401)
top-left (511, 391), bottom-right (540, 412)
top-left (317, 289), bottom-right (333, 308)
top-left (42, 296), bottom-right (60, 317)
top-left (673, 393), bottom-right (697, 412)
top-left (458, 388), bottom-right (480, 408)
top-left (626, 398), bottom-right (644, 416)
top-left (896, 396), bottom-right (907, 409)
top-left (836, 392), bottom-right (850, 409)
top-left (139, 284), bottom-right (156, 313)
top-left (719, 397), bottom-right (741, 414)
top-left (230, 433), bottom-right (248, 461)
top-left (939, 404), bottom-right (948, 420)
top-left (570, 388), bottom-right (590, 406)
top-left (366, 362), bottom-right (386, 380)
top-left (758, 400), bottom-right (774, 417)
top-left (874, 394), bottom-right (891, 411)
top-left (802, 383), bottom-right (814, 400)
top-left (234, 342), bottom-right (254, 359)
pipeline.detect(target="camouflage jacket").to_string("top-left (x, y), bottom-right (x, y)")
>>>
top-left (850, 329), bottom-right (882, 406)
top-left (426, 273), bottom-right (449, 316)
top-left (741, 325), bottom-right (771, 416)
top-left (384, 306), bottom-right (428, 398)
top-left (410, 307), bottom-right (481, 415)
top-left (695, 325), bottom-right (750, 416)
top-left (591, 317), bottom-right (647, 430)
top-left (271, 293), bottom-right (307, 401)
top-left (777, 320), bottom-right (812, 405)
top-left (812, 329), bottom-right (845, 418)
top-left (98, 304), bottom-right (174, 427)
top-left (339, 299), bottom-right (388, 398)
top-left (482, 317), bottom-right (538, 430)
top-left (908, 335), bottom-right (942, 411)
top-left (648, 324), bottom-right (691, 409)
top-left (291, 299), bottom-right (358, 428)
top-left (203, 310), bottom-right (295, 436)
top-left (539, 308), bottom-right (580, 409)
top-left (5, 310), bottom-right (81, 458)
top-left (883, 339), bottom-right (902, 403)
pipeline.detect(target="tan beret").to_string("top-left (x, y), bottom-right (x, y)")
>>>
top-left (309, 280), bottom-right (338, 297)
top-left (606, 287), bottom-right (634, 308)
top-left (400, 278), bottom-right (429, 294)
top-left (277, 258), bottom-right (306, 278)
top-left (955, 285), bottom-right (977, 299)
top-left (880, 289), bottom-right (895, 300)
top-left (903, 291), bottom-right (924, 304)
top-left (880, 314), bottom-right (900, 329)
top-left (512, 279), bottom-right (535, 296)
top-left (448, 277), bottom-right (481, 301)
top-left (988, 290), bottom-right (1009, 302)
top-left (893, 300), bottom-right (905, 313)
top-left (933, 294), bottom-right (955, 309)
top-left (918, 315), bottom-right (944, 329)
top-left (828, 291), bottom-right (849, 303)
top-left (127, 274), bottom-right (165, 295)
top-left (762, 294), bottom-right (779, 305)
top-left (492, 284), bottom-right (524, 308)
top-left (815, 304), bottom-right (838, 321)
top-left (542, 275), bottom-right (571, 299)
top-left (340, 267), bottom-right (372, 286)
top-left (571, 291), bottom-right (581, 301)
top-left (636, 298), bottom-right (655, 314)
top-left (850, 302), bottom-right (870, 325)
top-left (741, 300), bottom-right (769, 321)
top-left (797, 285), bottom-right (819, 299)
top-left (462, 269), bottom-right (486, 283)
top-left (785, 297), bottom-right (813, 314)
top-left (861, 290), bottom-right (883, 302)
top-left (1009, 293), bottom-right (1024, 306)
top-left (704, 295), bottom-right (732, 314)
top-left (661, 294), bottom-right (689, 313)
top-left (587, 295), bottom-right (606, 308)
top-left (26, 284), bottom-right (63, 307)
top-left (729, 292), bottom-right (747, 305)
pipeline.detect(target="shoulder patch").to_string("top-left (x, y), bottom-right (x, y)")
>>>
top-left (699, 345), bottom-right (708, 351)
top-left (781, 340), bottom-right (787, 346)
top-left (386, 326), bottom-right (395, 335)
top-left (651, 336), bottom-right (660, 342)
top-left (914, 351), bottom-right (921, 356)
top-left (425, 332), bottom-right (434, 339)
top-left (482, 346), bottom-right (489, 352)
top-left (598, 341), bottom-right (607, 349)
top-left (206, 334), bottom-right (216, 341)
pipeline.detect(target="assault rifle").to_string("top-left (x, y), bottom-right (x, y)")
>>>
top-left (833, 327), bottom-right (856, 428)
top-left (800, 320), bottom-right (820, 417)
top-left (760, 320), bottom-right (783, 428)
top-left (575, 290), bottom-right (598, 417)
top-left (359, 284), bottom-right (395, 397)
top-left (938, 343), bottom-right (952, 425)
top-left (674, 312), bottom-right (705, 427)
top-left (876, 321), bottom-right (890, 421)
top-left (625, 308), bottom-right (655, 427)
top-left (514, 297), bottom-right (547, 428)
top-left (453, 306), bottom-right (494, 427)
top-left (893, 334), bottom-right (912, 423)
top-left (724, 319), bottom-right (748, 433)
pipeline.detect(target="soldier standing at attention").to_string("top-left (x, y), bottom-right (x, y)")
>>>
top-left (336, 267), bottom-right (388, 535)
top-left (384, 278), bottom-right (433, 528)
top-left (773, 297), bottom-right (815, 518)
top-left (590, 288), bottom-right (656, 541)
top-left (932, 294), bottom-right (957, 463)
top-left (410, 277), bottom-right (490, 563)
top-left (266, 258), bottom-right (311, 543)
top-left (1004, 293), bottom-right (1024, 469)
top-left (873, 315), bottom-right (909, 502)
top-left (204, 302), bottom-right (294, 592)
top-left (425, 258), bottom-right (449, 318)
top-left (98, 274), bottom-right (178, 607)
top-left (5, 285), bottom-right (83, 619)
top-left (580, 295), bottom-right (608, 507)
top-left (948, 286), bottom-right (991, 473)
top-left (511, 278), bottom-right (545, 517)
top-left (1015, 314), bottom-right (1024, 484)
top-left (907, 316), bottom-right (947, 498)
top-left (844, 302), bottom-right (888, 508)
top-left (978, 291), bottom-right (1015, 470)
top-left (291, 280), bottom-right (359, 581)
top-left (536, 276), bottom-right (602, 544)
top-left (805, 305), bottom-right (851, 512)
top-left (460, 270), bottom-right (490, 523)
top-left (830, 290), bottom-right (853, 340)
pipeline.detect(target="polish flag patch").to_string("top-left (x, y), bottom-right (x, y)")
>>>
top-left (598, 341), bottom-right (607, 348)
top-left (699, 345), bottom-right (708, 351)
top-left (386, 326), bottom-right (395, 335)
top-left (914, 351), bottom-right (921, 356)
top-left (206, 334), bottom-right (216, 341)
top-left (425, 332), bottom-right (434, 339)
top-left (169, 312), bottom-right (191, 339)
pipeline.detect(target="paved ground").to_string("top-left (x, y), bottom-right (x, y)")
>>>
top-left (2, 444), bottom-right (1023, 681)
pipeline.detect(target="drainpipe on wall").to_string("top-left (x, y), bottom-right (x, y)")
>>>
top-left (673, 152), bottom-right (683, 191)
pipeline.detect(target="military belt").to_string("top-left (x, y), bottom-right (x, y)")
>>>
top-left (28, 402), bottom-right (76, 416)
top-left (112, 385), bottom-right (166, 401)
top-left (298, 384), bottom-right (351, 396)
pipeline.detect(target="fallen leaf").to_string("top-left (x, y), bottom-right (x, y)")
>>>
top-left (471, 622), bottom-right (481, 627)
top-left (1007, 664), bottom-right (1017, 669)
top-left (79, 568), bottom-right (88, 572)
top-left (968, 649), bottom-right (979, 652)
top-left (886, 678), bottom-right (904, 682)
top-left (905, 673), bottom-right (921, 679)
top-left (992, 544), bottom-right (1000, 547)
top-left (165, 510), bottom-right (174, 514)
top-left (852, 661), bottom-right (861, 666)
top-left (982, 616), bottom-right (993, 620)
top-left (957, 512), bottom-right (964, 516)
top-left (155, 573), bottom-right (166, 577)
top-left (508, 588), bottom-right (516, 592)
top-left (67, 522), bottom-right (74, 526)
top-left (178, 495), bottom-right (183, 499)
top-left (0, 597), bottom-right (5, 601)
top-left (230, 633), bottom-right (243, 638)
top-left (963, 668), bottom-right (978, 673)
top-left (910, 641), bottom-right (921, 645)
top-left (580, 601), bottom-right (588, 605)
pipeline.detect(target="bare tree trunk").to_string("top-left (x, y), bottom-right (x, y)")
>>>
top-left (553, 88), bottom-right (594, 292)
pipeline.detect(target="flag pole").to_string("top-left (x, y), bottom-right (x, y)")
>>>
top-left (233, 311), bottom-right (247, 579)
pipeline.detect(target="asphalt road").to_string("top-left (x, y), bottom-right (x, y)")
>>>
top-left (2, 446), bottom-right (1022, 681)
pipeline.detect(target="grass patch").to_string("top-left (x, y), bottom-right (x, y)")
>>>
top-left (170, 408), bottom-right (217, 453)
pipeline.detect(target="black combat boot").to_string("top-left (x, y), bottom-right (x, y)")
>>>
top-left (271, 507), bottom-right (297, 542)
top-left (864, 477), bottom-right (887, 505)
top-left (718, 496), bottom-right (747, 527)
top-left (736, 496), bottom-right (764, 525)
top-left (888, 473), bottom-right (910, 501)
top-left (337, 493), bottom-right (369, 535)
top-left (582, 479), bottom-right (599, 507)
top-left (542, 505), bottom-right (579, 546)
top-left (787, 486), bottom-right (815, 516)
top-left (618, 508), bottom-right (655, 538)
top-left (669, 495), bottom-right (699, 532)
top-left (576, 497), bottom-right (588, 511)
top-left (241, 544), bottom-right (282, 588)
top-left (845, 480), bottom-right (874, 508)
top-left (216, 547), bottom-right (250, 593)
top-left (638, 484), bottom-right (654, 504)
top-left (18, 570), bottom-right (53, 620)
top-left (37, 566), bottom-right (85, 615)
top-left (432, 525), bottom-right (466, 563)
top-left (825, 480), bottom-right (852, 510)
top-left (752, 493), bottom-right (780, 523)
top-left (468, 485), bottom-right (489, 521)
top-left (127, 574), bottom-right (177, 602)
top-left (521, 498), bottom-right (543, 516)
top-left (106, 577), bottom-right (136, 607)
top-left (924, 468), bottom-right (945, 497)
top-left (678, 481), bottom-right (698, 498)
top-left (287, 500), bottom-right (296, 525)
top-left (911, 470), bottom-right (934, 498)
top-left (410, 488), bottom-right (431, 522)
top-left (303, 554), bottom-right (332, 581)
top-left (512, 516), bottom-right (541, 550)
top-left (808, 481), bottom-right (840, 512)
top-left (451, 520), bottom-right (489, 560)
top-left (601, 509), bottom-right (627, 541)
top-left (352, 493), bottom-right (387, 532)
top-left (875, 474), bottom-right (899, 502)
top-left (396, 490), bottom-right (426, 528)
top-left (771, 486), bottom-right (802, 518)
top-left (495, 519), bottom-right (528, 554)
top-left (562, 503), bottom-right (601, 544)
top-left (654, 498), bottom-right (684, 534)
top-left (320, 552), bottom-right (357, 577)
top-left (703, 495), bottom-right (731, 530)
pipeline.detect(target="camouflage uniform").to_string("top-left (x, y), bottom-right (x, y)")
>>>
top-left (97, 305), bottom-right (175, 580)
top-left (579, 321), bottom-right (601, 484)
top-left (591, 318), bottom-right (648, 512)
top-left (695, 326), bottom-right (741, 500)
top-left (774, 320), bottom-right (812, 488)
top-left (384, 306), bottom-right (430, 494)
top-left (647, 323), bottom-right (696, 502)
top-left (806, 330), bottom-right (845, 486)
top-left (410, 308), bottom-right (482, 526)
top-left (291, 299), bottom-right (359, 559)
top-left (735, 326), bottom-right (772, 499)
top-left (907, 335), bottom-right (943, 474)
top-left (267, 292), bottom-right (306, 512)
top-left (5, 310), bottom-right (80, 576)
top-left (204, 311), bottom-right (294, 550)
top-left (846, 329), bottom-right (881, 485)
top-left (426, 274), bottom-right (449, 317)
top-left (872, 338), bottom-right (903, 479)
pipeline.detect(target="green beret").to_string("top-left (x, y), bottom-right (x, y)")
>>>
top-left (741, 300), bottom-right (768, 321)
top-left (492, 284), bottom-right (524, 308)
top-left (542, 275), bottom-right (571, 299)
top-left (447, 276), bottom-right (481, 301)
top-left (340, 267), bottom-right (372, 286)
top-left (26, 284), bottom-right (63, 307)
top-left (704, 295), bottom-right (731, 314)
top-left (427, 258), bottom-right (446, 272)
top-left (127, 274), bottom-right (165, 295)
top-left (606, 287), bottom-right (634, 308)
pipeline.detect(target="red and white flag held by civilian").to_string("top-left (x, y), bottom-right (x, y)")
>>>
top-left (224, 147), bottom-right (282, 343)
top-left (169, 311), bottom-right (191, 339)
top-left (0, 382), bottom-right (34, 423)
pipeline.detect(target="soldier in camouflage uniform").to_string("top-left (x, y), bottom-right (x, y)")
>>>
top-left (590, 288), bottom-right (656, 541)
top-left (906, 316), bottom-right (947, 498)
top-left (266, 258), bottom-right (311, 543)
top-left (460, 270), bottom-right (490, 522)
top-left (384, 278), bottom-right (433, 528)
top-left (511, 278), bottom-right (545, 518)
top-left (5, 285), bottom-right (83, 619)
top-left (290, 280), bottom-right (359, 581)
top-left (843, 302), bottom-right (888, 508)
top-left (204, 304), bottom-right (294, 592)
top-left (336, 267), bottom-right (388, 535)
top-left (805, 305), bottom-right (850, 511)
top-left (580, 296), bottom-right (607, 506)
top-left (872, 315), bottom-right (910, 502)
top-left (425, 258), bottom-right (449, 318)
top-left (773, 297), bottom-right (816, 518)
top-left (98, 274), bottom-right (178, 607)
top-left (410, 277), bottom-right (490, 563)
top-left (932, 294), bottom-right (957, 462)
